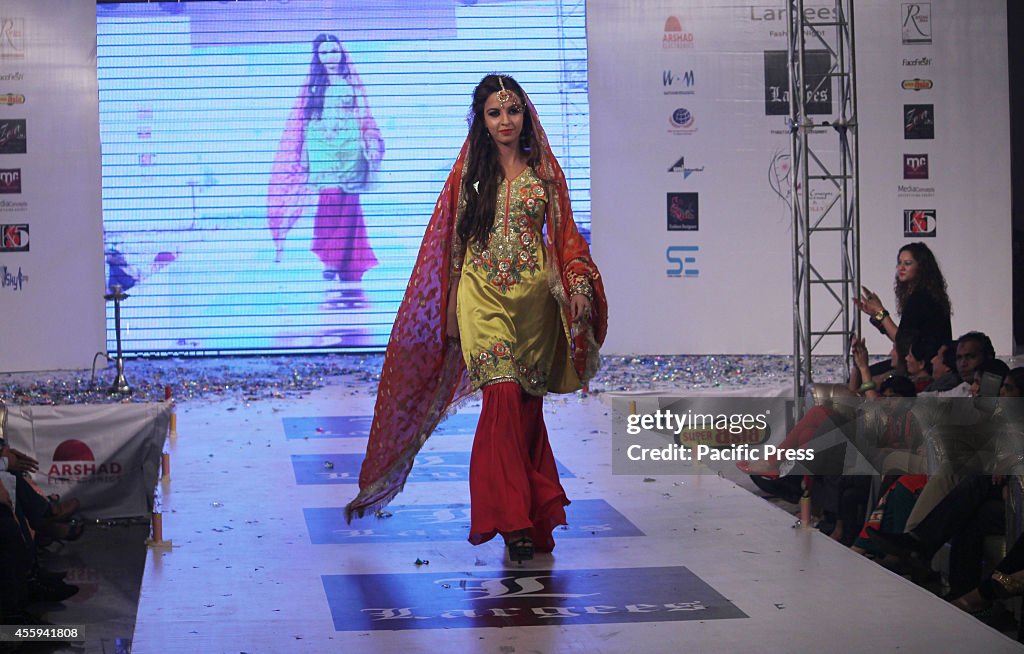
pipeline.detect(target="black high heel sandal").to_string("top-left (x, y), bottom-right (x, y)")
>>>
top-left (508, 535), bottom-right (534, 563)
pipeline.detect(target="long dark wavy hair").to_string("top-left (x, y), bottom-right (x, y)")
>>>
top-left (457, 74), bottom-right (545, 247)
top-left (302, 34), bottom-right (349, 121)
top-left (894, 242), bottom-right (951, 316)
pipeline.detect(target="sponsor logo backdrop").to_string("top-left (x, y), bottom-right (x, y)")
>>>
top-left (590, 0), bottom-right (1011, 355)
top-left (0, 1), bottom-right (104, 372)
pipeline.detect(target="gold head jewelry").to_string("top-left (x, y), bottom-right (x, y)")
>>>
top-left (495, 76), bottom-right (512, 107)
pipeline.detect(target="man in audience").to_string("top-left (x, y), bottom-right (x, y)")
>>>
top-left (922, 340), bottom-right (960, 393)
top-left (903, 333), bottom-right (997, 532)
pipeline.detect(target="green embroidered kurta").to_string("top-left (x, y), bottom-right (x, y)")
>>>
top-left (457, 167), bottom-right (563, 396)
top-left (304, 79), bottom-right (366, 191)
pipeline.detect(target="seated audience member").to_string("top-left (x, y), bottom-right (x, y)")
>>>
top-left (904, 334), bottom-right (940, 393)
top-left (918, 331), bottom-right (994, 398)
top-left (842, 360), bottom-right (926, 553)
top-left (953, 532), bottom-right (1024, 613)
top-left (0, 423), bottom-right (81, 624)
top-left (922, 340), bottom-right (960, 393)
top-left (869, 362), bottom-right (1019, 593)
top-left (904, 355), bottom-right (1009, 532)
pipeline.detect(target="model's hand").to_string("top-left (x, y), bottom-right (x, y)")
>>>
top-left (570, 294), bottom-right (592, 324)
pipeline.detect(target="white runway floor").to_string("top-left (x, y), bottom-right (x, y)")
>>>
top-left (120, 375), bottom-right (1024, 654)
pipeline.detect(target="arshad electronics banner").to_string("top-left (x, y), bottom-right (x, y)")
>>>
top-left (0, 1), bottom-right (105, 372)
top-left (5, 403), bottom-right (169, 519)
top-left (589, 0), bottom-right (1011, 355)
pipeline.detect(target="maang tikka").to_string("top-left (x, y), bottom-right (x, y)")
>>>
top-left (496, 76), bottom-right (512, 107)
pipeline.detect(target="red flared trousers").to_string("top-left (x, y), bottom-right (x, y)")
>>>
top-left (468, 382), bottom-right (569, 551)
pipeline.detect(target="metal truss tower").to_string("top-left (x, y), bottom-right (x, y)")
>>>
top-left (786, 0), bottom-right (861, 411)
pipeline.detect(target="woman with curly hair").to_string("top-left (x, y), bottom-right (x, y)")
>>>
top-left (854, 242), bottom-right (952, 348)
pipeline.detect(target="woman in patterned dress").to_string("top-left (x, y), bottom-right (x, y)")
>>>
top-left (268, 34), bottom-right (384, 306)
top-left (346, 75), bottom-right (607, 563)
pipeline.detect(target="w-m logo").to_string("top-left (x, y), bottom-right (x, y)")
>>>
top-left (663, 69), bottom-right (695, 88)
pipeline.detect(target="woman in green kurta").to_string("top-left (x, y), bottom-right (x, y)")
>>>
top-left (456, 165), bottom-right (562, 395)
top-left (445, 75), bottom-right (600, 562)
top-left (345, 75), bottom-right (607, 566)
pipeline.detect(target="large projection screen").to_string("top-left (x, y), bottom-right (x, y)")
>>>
top-left (96, 0), bottom-right (590, 355)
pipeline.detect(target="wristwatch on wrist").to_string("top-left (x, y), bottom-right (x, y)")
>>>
top-left (873, 309), bottom-right (888, 322)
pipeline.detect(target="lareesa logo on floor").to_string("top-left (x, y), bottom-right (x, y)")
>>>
top-left (666, 245), bottom-right (699, 278)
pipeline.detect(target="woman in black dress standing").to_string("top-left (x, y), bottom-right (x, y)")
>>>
top-left (855, 242), bottom-right (952, 350)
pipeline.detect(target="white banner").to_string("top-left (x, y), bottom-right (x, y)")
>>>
top-left (0, 0), bottom-right (105, 372)
top-left (6, 402), bottom-right (169, 519)
top-left (589, 0), bottom-right (1011, 355)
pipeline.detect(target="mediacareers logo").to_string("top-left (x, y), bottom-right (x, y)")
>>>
top-left (904, 104), bottom-right (933, 139)
top-left (0, 199), bottom-right (26, 213)
top-left (666, 245), bottom-right (699, 278)
top-left (667, 192), bottom-right (698, 230)
top-left (901, 78), bottom-right (933, 91)
top-left (48, 439), bottom-right (123, 484)
top-left (903, 154), bottom-right (929, 179)
top-left (901, 3), bottom-right (932, 45)
top-left (1, 264), bottom-right (27, 290)
top-left (898, 183), bottom-right (935, 198)
top-left (668, 107), bottom-right (696, 134)
top-left (1, 223), bottom-right (27, 251)
top-left (668, 156), bottom-right (704, 179)
top-left (0, 92), bottom-right (23, 106)
top-left (0, 119), bottom-right (26, 154)
top-left (0, 168), bottom-right (20, 193)
top-left (0, 18), bottom-right (24, 59)
top-left (663, 16), bottom-right (694, 49)
top-left (904, 209), bottom-right (936, 237)
top-left (663, 69), bottom-right (695, 95)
